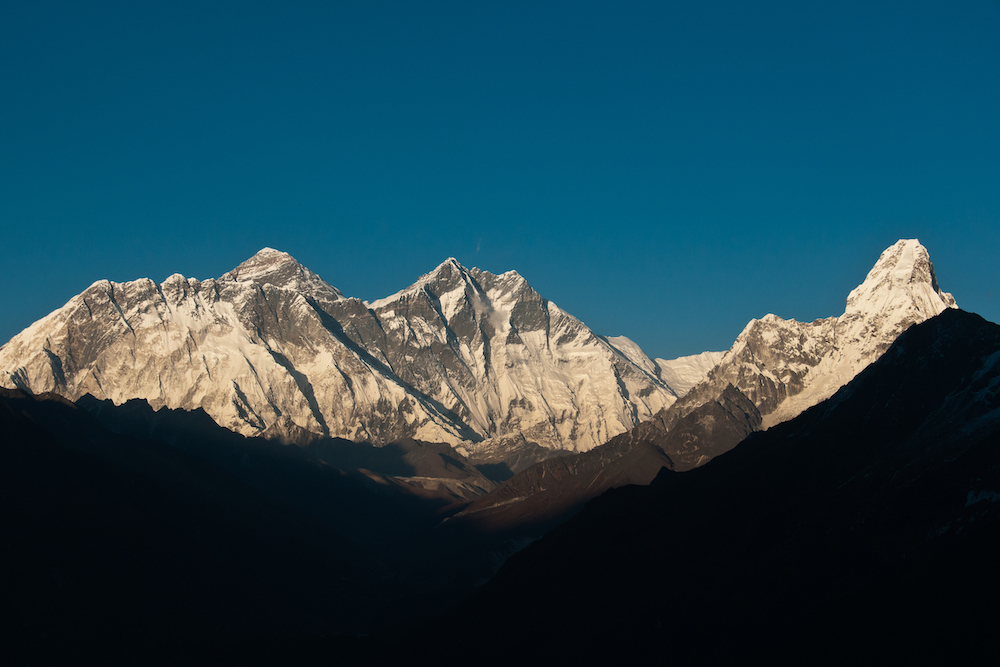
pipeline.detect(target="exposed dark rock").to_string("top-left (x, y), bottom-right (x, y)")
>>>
top-left (387, 309), bottom-right (1000, 661)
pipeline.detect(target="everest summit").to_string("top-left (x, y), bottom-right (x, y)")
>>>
top-left (0, 240), bottom-right (956, 467)
top-left (0, 250), bottom-right (678, 463)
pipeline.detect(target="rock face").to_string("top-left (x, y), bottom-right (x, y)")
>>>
top-left (399, 239), bottom-right (960, 570)
top-left (335, 259), bottom-right (677, 456)
top-left (0, 239), bottom-right (954, 460)
top-left (672, 239), bottom-right (957, 431)
top-left (423, 309), bottom-right (1000, 662)
top-left (0, 250), bottom-right (677, 456)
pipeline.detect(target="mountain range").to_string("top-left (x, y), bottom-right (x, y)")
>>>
top-left (412, 307), bottom-right (1000, 662)
top-left (4, 237), bottom-right (989, 660)
top-left (0, 250), bottom-right (682, 468)
top-left (4, 306), bottom-right (996, 661)
top-left (0, 239), bottom-right (956, 474)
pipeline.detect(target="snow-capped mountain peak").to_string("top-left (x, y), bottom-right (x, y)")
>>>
top-left (670, 239), bottom-right (959, 430)
top-left (222, 248), bottom-right (344, 305)
top-left (223, 247), bottom-right (298, 280)
top-left (368, 257), bottom-right (476, 310)
top-left (341, 258), bottom-right (677, 456)
top-left (844, 239), bottom-right (955, 319)
top-left (1, 251), bottom-right (675, 460)
top-left (1, 240), bottom-right (957, 466)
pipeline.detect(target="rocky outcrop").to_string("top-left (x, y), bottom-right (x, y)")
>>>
top-left (0, 250), bottom-right (677, 455)
top-left (662, 239), bottom-right (957, 433)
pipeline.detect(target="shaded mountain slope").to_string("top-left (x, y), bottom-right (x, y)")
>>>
top-left (381, 309), bottom-right (1000, 660)
top-left (386, 383), bottom-right (761, 592)
top-left (441, 239), bottom-right (956, 546)
top-left (0, 240), bottom-right (949, 474)
top-left (0, 252), bottom-right (680, 461)
top-left (681, 239), bottom-right (955, 428)
top-left (74, 395), bottom-right (498, 551)
top-left (0, 388), bottom-right (390, 662)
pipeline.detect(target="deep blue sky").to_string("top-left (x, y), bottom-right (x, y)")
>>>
top-left (2, 1), bottom-right (998, 359)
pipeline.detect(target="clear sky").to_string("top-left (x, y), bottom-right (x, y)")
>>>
top-left (2, 1), bottom-right (998, 359)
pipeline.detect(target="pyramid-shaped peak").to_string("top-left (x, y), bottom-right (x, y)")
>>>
top-left (430, 258), bottom-right (536, 294)
top-left (369, 257), bottom-right (493, 310)
top-left (408, 257), bottom-right (476, 288)
top-left (222, 248), bottom-right (343, 301)
top-left (872, 238), bottom-right (929, 270)
top-left (844, 239), bottom-right (956, 318)
top-left (430, 256), bottom-right (471, 276)
top-left (222, 248), bottom-right (305, 282)
top-left (236, 247), bottom-right (301, 269)
top-left (857, 239), bottom-right (933, 292)
top-left (255, 247), bottom-right (291, 258)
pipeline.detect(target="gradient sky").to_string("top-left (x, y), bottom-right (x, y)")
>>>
top-left (2, 1), bottom-right (998, 359)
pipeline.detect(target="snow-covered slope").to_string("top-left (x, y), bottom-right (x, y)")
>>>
top-left (330, 258), bottom-right (677, 454)
top-left (677, 239), bottom-right (957, 429)
top-left (0, 251), bottom-right (676, 455)
top-left (655, 351), bottom-right (726, 397)
top-left (0, 251), bottom-right (472, 445)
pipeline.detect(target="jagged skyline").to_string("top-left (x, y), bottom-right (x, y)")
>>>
top-left (0, 239), bottom-right (956, 463)
top-left (2, 2), bottom-right (998, 359)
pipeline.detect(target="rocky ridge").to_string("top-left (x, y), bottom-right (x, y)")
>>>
top-left (0, 250), bottom-right (683, 460)
top-left (416, 309), bottom-right (1000, 662)
top-left (662, 239), bottom-right (957, 435)
top-left (450, 239), bottom-right (960, 532)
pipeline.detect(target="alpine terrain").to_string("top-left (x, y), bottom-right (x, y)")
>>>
top-left (2, 239), bottom-right (992, 662)
top-left (443, 239), bottom-right (959, 541)
top-left (409, 308), bottom-right (1000, 662)
top-left (608, 238), bottom-right (958, 470)
top-left (0, 251), bottom-right (685, 467)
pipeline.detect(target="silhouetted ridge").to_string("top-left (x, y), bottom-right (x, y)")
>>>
top-left (374, 309), bottom-right (1000, 661)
